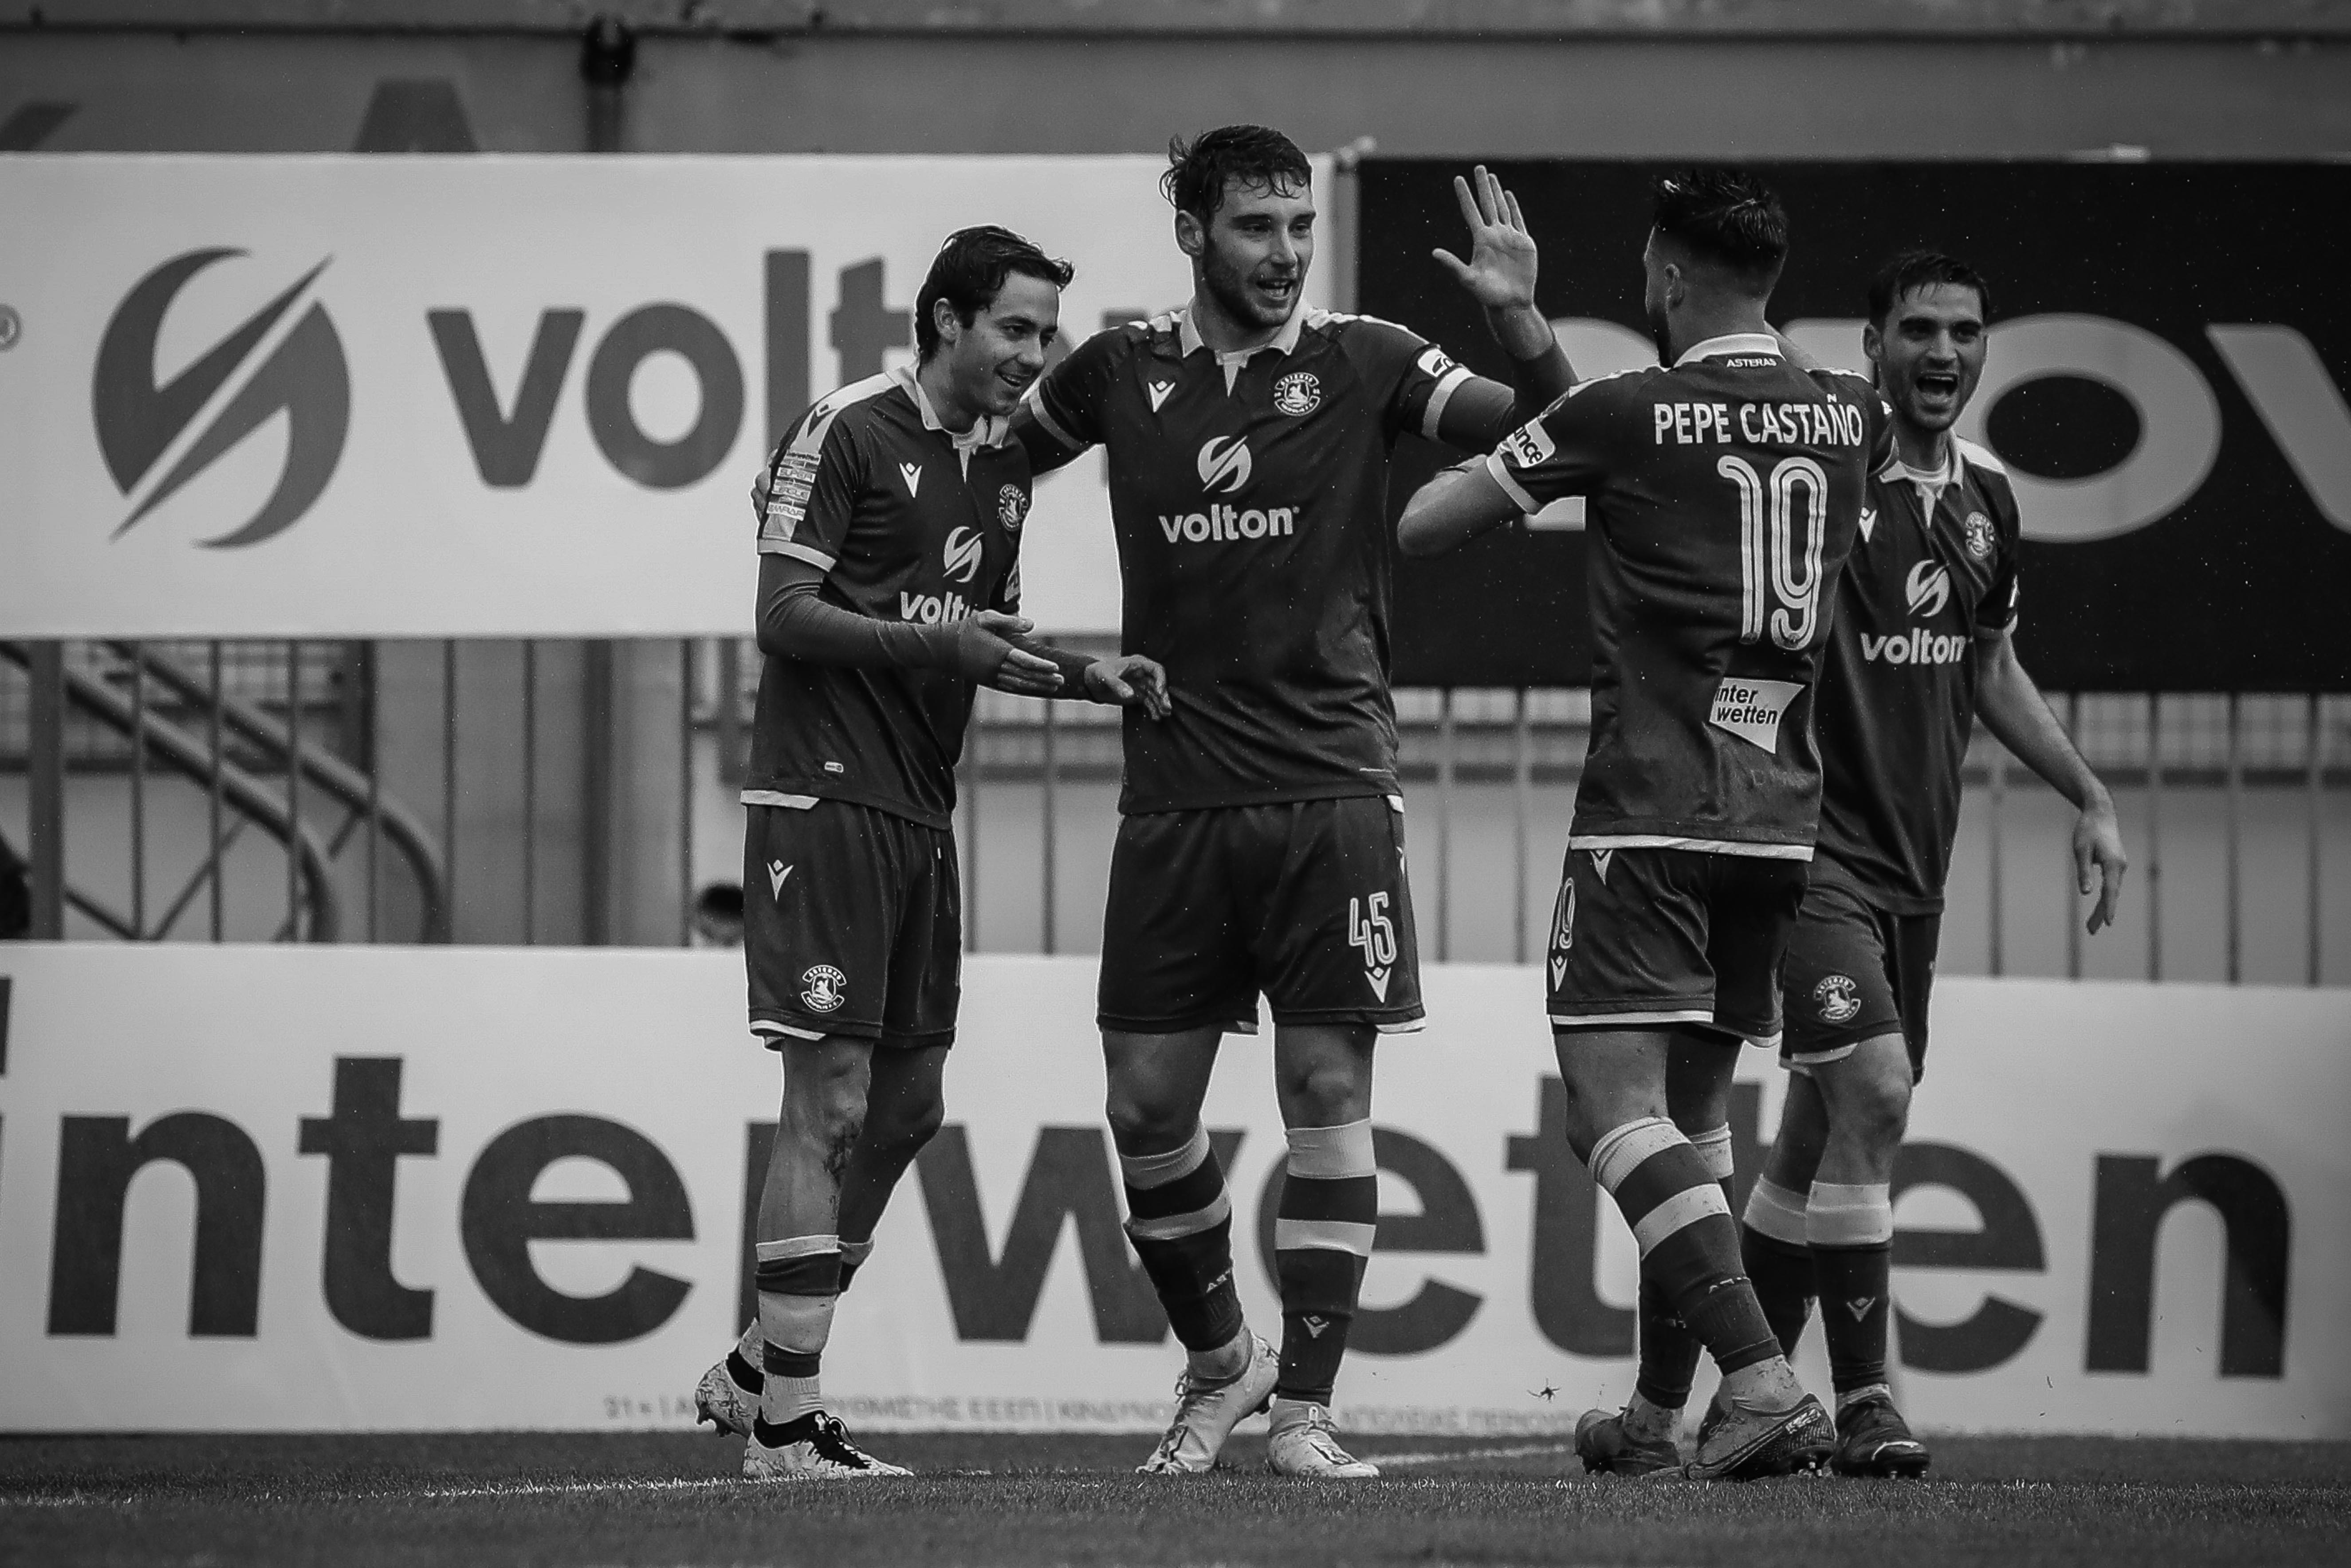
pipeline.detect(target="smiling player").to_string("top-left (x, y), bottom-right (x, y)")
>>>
top-left (691, 226), bottom-right (1168, 1481)
top-left (1734, 252), bottom-right (2127, 1478)
top-left (1014, 127), bottom-right (1575, 1478)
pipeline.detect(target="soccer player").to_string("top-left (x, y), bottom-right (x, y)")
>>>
top-left (692, 226), bottom-right (1169, 1481)
top-left (1398, 169), bottom-right (1891, 1480)
top-left (1013, 127), bottom-right (1574, 1478)
top-left (1733, 252), bottom-right (2127, 1477)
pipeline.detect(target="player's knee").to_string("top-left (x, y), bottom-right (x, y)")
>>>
top-left (865, 1083), bottom-right (945, 1158)
top-left (786, 1045), bottom-right (873, 1139)
top-left (1837, 1055), bottom-right (1913, 1151)
top-left (1103, 1081), bottom-right (1193, 1154)
top-left (1280, 1057), bottom-right (1369, 1128)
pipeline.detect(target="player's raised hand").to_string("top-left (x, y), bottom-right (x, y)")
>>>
top-left (2075, 796), bottom-right (2130, 934)
top-left (1085, 655), bottom-right (1173, 719)
top-left (945, 610), bottom-right (1064, 694)
top-left (1431, 165), bottom-right (1538, 313)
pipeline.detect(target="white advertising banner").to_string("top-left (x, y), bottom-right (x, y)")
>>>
top-left (0, 155), bottom-right (1332, 638)
top-left (0, 945), bottom-right (2343, 1438)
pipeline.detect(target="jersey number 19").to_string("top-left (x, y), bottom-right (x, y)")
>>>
top-left (1719, 453), bottom-right (1827, 652)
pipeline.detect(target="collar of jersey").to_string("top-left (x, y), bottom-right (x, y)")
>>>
top-left (1672, 331), bottom-right (1782, 367)
top-left (1174, 303), bottom-right (1306, 364)
top-left (1892, 443), bottom-right (1961, 492)
top-left (891, 363), bottom-right (1011, 450)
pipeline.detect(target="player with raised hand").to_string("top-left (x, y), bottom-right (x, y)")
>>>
top-left (692, 226), bottom-right (1168, 1482)
top-left (1734, 252), bottom-right (2126, 1478)
top-left (1400, 168), bottom-right (1889, 1480)
top-left (1013, 127), bottom-right (1574, 1478)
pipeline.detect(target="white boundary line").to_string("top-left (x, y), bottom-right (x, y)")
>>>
top-left (1369, 1441), bottom-right (1576, 1469)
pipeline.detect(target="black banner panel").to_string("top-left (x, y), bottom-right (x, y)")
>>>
top-left (1361, 161), bottom-right (2351, 691)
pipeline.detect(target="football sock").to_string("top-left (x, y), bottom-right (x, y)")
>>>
top-left (836, 1237), bottom-right (876, 1295)
top-left (756, 1235), bottom-right (841, 1427)
top-left (1589, 1118), bottom-right (1782, 1392)
top-left (1807, 1181), bottom-right (1895, 1396)
top-left (1632, 1123), bottom-right (1734, 1415)
top-left (1118, 1124), bottom-right (1246, 1367)
top-left (728, 1320), bottom-right (765, 1394)
top-left (1272, 1120), bottom-right (1377, 1406)
top-left (1741, 1176), bottom-right (1819, 1356)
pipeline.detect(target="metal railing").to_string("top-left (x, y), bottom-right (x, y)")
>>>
top-left (7, 636), bottom-right (2343, 986)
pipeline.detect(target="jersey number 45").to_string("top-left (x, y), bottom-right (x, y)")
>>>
top-left (1718, 453), bottom-right (1828, 652)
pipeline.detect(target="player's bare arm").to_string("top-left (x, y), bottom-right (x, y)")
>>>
top-left (1428, 165), bottom-right (1576, 442)
top-left (1396, 455), bottom-right (1524, 558)
top-left (1974, 623), bottom-right (2128, 931)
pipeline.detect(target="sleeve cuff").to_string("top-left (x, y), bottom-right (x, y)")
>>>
top-left (759, 538), bottom-right (837, 571)
top-left (1418, 365), bottom-right (1475, 442)
top-left (1485, 450), bottom-right (1539, 514)
top-left (1027, 394), bottom-right (1085, 453)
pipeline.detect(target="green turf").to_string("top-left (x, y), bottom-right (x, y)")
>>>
top-left (2, 1431), bottom-right (2345, 1567)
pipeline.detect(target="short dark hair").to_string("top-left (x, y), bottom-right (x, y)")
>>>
top-left (914, 225), bottom-right (1075, 361)
top-left (1650, 167), bottom-right (1789, 291)
top-left (1867, 249), bottom-right (1993, 330)
top-left (1162, 124), bottom-right (1313, 223)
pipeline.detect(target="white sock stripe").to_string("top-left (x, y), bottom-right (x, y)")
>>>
top-left (1273, 1217), bottom-right (1380, 1257)
top-left (1743, 1176), bottom-right (1811, 1246)
top-left (1588, 1116), bottom-right (1681, 1195)
top-left (754, 1234), bottom-right (841, 1262)
top-left (1806, 1180), bottom-right (1895, 1246)
top-left (1689, 1124), bottom-right (1734, 1182)
top-left (1124, 1189), bottom-right (1231, 1241)
top-left (1284, 1119), bottom-right (1376, 1179)
top-left (1120, 1124), bottom-right (1211, 1190)
top-left (758, 1291), bottom-right (838, 1356)
top-left (1630, 1183), bottom-right (1730, 1257)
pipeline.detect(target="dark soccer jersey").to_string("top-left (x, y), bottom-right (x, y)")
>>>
top-left (1489, 333), bottom-right (1892, 855)
top-left (1027, 307), bottom-right (1473, 814)
top-left (1814, 436), bottom-right (2022, 913)
top-left (743, 365), bottom-right (1030, 831)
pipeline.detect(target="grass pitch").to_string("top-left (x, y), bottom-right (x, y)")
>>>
top-left (2, 1429), bottom-right (2345, 1567)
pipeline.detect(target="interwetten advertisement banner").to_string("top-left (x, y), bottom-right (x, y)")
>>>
top-left (1360, 161), bottom-right (2351, 691)
top-left (0, 155), bottom-right (1329, 638)
top-left (0, 947), bottom-right (2341, 1438)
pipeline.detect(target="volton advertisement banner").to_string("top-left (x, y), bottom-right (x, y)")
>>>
top-left (0, 946), bottom-right (2342, 1439)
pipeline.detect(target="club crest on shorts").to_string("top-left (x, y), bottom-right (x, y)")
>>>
top-left (800, 964), bottom-right (847, 1014)
top-left (1963, 510), bottom-right (1996, 560)
top-left (1273, 371), bottom-right (1321, 417)
top-left (998, 483), bottom-right (1027, 533)
top-left (1813, 973), bottom-right (1862, 1024)
top-left (1347, 892), bottom-right (1398, 1002)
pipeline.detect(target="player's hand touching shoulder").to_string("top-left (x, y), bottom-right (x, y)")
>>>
top-left (1083, 655), bottom-right (1173, 720)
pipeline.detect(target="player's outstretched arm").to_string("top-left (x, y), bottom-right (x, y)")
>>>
top-left (1975, 625), bottom-right (2128, 933)
top-left (1005, 638), bottom-right (1173, 718)
top-left (755, 555), bottom-right (1066, 694)
top-left (1397, 456), bottom-right (1523, 558)
top-left (1430, 165), bottom-right (1575, 429)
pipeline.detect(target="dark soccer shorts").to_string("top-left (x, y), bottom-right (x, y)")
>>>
top-left (1545, 846), bottom-right (1809, 1048)
top-left (743, 800), bottom-right (960, 1049)
top-left (1779, 868), bottom-right (1942, 1082)
top-left (1097, 795), bottom-right (1425, 1036)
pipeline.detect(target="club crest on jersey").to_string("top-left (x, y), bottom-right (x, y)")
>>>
top-left (998, 484), bottom-right (1027, 533)
top-left (1814, 973), bottom-right (1862, 1024)
top-left (1348, 892), bottom-right (1398, 1002)
top-left (1273, 371), bottom-right (1321, 416)
top-left (1906, 561), bottom-right (1951, 619)
top-left (1549, 880), bottom-right (1575, 990)
top-left (943, 525), bottom-right (984, 585)
top-left (1963, 510), bottom-right (1996, 560)
top-left (801, 964), bottom-right (847, 1014)
top-left (1196, 435), bottom-right (1253, 495)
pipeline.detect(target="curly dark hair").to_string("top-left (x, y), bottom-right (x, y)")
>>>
top-left (1161, 124), bottom-right (1313, 223)
top-left (1867, 249), bottom-right (1993, 330)
top-left (914, 225), bottom-right (1075, 362)
top-left (1651, 167), bottom-right (1789, 291)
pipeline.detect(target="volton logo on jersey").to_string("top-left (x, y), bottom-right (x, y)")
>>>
top-left (1963, 510), bottom-right (1997, 560)
top-left (1273, 371), bottom-right (1321, 417)
top-left (1906, 561), bottom-right (1952, 619)
top-left (943, 526), bottom-right (984, 586)
top-left (1195, 435), bottom-right (1254, 495)
top-left (93, 248), bottom-right (351, 548)
top-left (1814, 973), bottom-right (1863, 1025)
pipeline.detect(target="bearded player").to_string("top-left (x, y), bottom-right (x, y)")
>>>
top-left (1400, 169), bottom-right (1890, 1480)
top-left (691, 227), bottom-right (1168, 1480)
top-left (1013, 127), bottom-right (1574, 1477)
top-left (1727, 252), bottom-right (2127, 1477)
